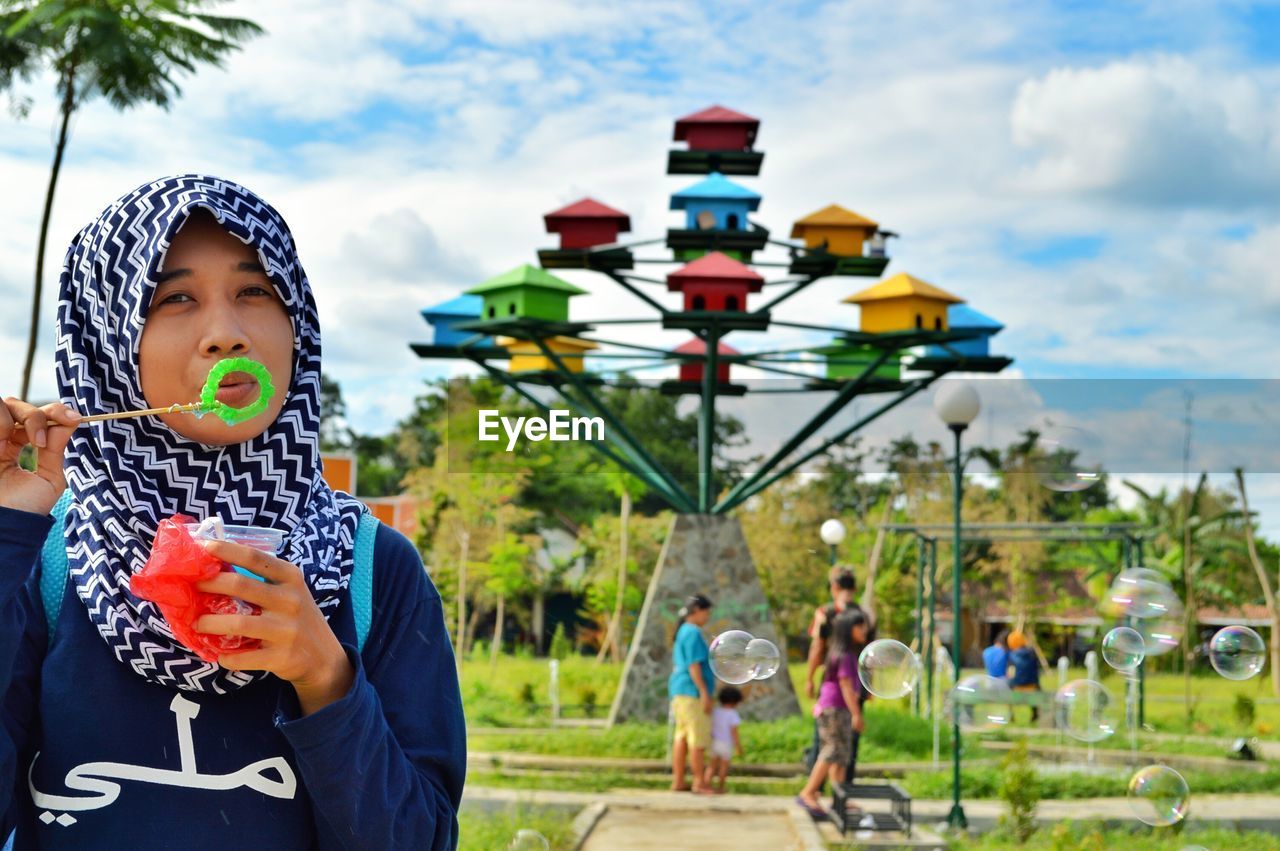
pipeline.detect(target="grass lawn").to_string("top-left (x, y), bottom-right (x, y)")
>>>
top-left (463, 654), bottom-right (1277, 740)
top-left (465, 762), bottom-right (1280, 802)
top-left (459, 804), bottom-right (576, 851)
top-left (952, 822), bottom-right (1280, 850)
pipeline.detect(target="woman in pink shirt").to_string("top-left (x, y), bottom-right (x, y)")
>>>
top-left (797, 608), bottom-right (868, 817)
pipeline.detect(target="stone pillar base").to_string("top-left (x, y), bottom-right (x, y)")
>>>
top-left (608, 513), bottom-right (801, 724)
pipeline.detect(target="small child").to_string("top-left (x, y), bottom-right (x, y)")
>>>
top-left (706, 686), bottom-right (745, 793)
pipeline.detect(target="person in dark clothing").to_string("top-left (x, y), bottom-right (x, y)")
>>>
top-left (1008, 630), bottom-right (1042, 723)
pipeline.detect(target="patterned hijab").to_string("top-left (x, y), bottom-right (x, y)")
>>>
top-left (53, 174), bottom-right (365, 694)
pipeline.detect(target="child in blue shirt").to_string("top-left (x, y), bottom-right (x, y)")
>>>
top-left (0, 175), bottom-right (464, 848)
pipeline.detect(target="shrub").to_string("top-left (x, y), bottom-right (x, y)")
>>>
top-left (1234, 694), bottom-right (1257, 730)
top-left (549, 624), bottom-right (571, 661)
top-left (518, 682), bottom-right (537, 707)
top-left (579, 686), bottom-right (598, 718)
top-left (997, 739), bottom-right (1040, 843)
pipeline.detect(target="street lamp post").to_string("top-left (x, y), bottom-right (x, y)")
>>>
top-left (820, 518), bottom-right (846, 566)
top-left (934, 382), bottom-right (980, 831)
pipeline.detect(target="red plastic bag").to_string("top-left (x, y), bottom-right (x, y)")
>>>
top-left (130, 514), bottom-right (261, 663)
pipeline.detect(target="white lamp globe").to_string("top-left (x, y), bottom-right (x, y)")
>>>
top-left (820, 519), bottom-right (847, 546)
top-left (934, 383), bottom-right (980, 428)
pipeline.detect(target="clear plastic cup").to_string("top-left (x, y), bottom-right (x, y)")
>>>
top-left (184, 520), bottom-right (285, 583)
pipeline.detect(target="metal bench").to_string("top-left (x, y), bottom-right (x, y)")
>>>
top-left (832, 781), bottom-right (912, 837)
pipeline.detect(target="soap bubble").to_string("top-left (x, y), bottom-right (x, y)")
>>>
top-left (1127, 765), bottom-right (1190, 826)
top-left (745, 637), bottom-right (781, 680)
top-left (1102, 568), bottom-right (1179, 620)
top-left (1209, 625), bottom-right (1266, 681)
top-left (709, 630), bottom-right (755, 685)
top-left (1132, 612), bottom-right (1184, 658)
top-left (947, 675), bottom-right (1013, 731)
top-left (508, 829), bottom-right (550, 851)
top-left (1054, 679), bottom-right (1118, 743)
top-left (1101, 627), bottom-right (1145, 673)
top-left (1101, 568), bottom-right (1184, 657)
top-left (857, 639), bottom-right (922, 699)
top-left (1033, 425), bottom-right (1103, 492)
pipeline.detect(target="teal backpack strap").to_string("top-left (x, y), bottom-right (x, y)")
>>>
top-left (41, 491), bottom-right (74, 640)
top-left (351, 512), bottom-right (379, 654)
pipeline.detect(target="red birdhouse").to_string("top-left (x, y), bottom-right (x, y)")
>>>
top-left (673, 105), bottom-right (759, 152)
top-left (674, 338), bottom-right (738, 383)
top-left (543, 197), bottom-right (632, 250)
top-left (666, 251), bottom-right (763, 312)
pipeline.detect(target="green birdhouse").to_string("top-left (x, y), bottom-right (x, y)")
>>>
top-left (466, 264), bottom-right (587, 322)
top-left (813, 343), bottom-right (901, 382)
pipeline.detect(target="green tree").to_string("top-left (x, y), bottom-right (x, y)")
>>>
top-left (595, 467), bottom-right (646, 662)
top-left (485, 532), bottom-right (536, 667)
top-left (407, 380), bottom-right (532, 663)
top-left (1125, 474), bottom-right (1242, 722)
top-left (318, 372), bottom-right (351, 451)
top-left (1, 0), bottom-right (263, 398)
top-left (1235, 469), bottom-right (1280, 698)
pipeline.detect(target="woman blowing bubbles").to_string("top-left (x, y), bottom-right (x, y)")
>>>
top-left (0, 175), bottom-right (464, 849)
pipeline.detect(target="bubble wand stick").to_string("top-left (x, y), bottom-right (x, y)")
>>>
top-left (78, 402), bottom-right (207, 423)
top-left (76, 358), bottom-right (276, 426)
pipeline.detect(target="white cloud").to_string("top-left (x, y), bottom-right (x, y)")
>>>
top-left (1010, 56), bottom-right (1280, 206)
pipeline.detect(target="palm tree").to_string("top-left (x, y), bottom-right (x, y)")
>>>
top-left (1, 0), bottom-right (263, 398)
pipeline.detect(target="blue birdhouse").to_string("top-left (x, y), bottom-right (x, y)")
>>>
top-left (925, 304), bottom-right (1003, 357)
top-left (670, 172), bottom-right (761, 232)
top-left (421, 294), bottom-right (484, 346)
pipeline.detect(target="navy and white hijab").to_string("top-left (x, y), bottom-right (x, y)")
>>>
top-left (53, 174), bottom-right (365, 695)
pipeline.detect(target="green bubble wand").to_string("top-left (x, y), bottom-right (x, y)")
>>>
top-left (79, 357), bottom-right (276, 426)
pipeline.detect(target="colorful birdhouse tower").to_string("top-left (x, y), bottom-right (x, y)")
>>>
top-left (670, 172), bottom-right (761, 232)
top-left (843, 273), bottom-right (964, 334)
top-left (667, 251), bottom-right (763, 312)
top-left (466, 264), bottom-right (587, 323)
top-left (674, 105), bottom-right (759, 152)
top-left (420, 294), bottom-right (483, 346)
top-left (674, 337), bottom-right (738, 383)
top-left (924, 304), bottom-right (1003, 358)
top-left (791, 204), bottom-right (880, 258)
top-left (543, 197), bottom-right (632, 250)
top-left (498, 336), bottom-right (598, 374)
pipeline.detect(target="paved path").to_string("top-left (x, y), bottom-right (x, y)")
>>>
top-left (580, 807), bottom-right (805, 851)
top-left (466, 786), bottom-right (1280, 848)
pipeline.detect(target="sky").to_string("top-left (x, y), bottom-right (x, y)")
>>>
top-left (4, 0), bottom-right (1280, 533)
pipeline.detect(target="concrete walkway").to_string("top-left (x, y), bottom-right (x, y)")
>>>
top-left (580, 807), bottom-right (807, 851)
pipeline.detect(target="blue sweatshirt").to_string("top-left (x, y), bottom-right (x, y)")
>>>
top-left (0, 506), bottom-right (465, 850)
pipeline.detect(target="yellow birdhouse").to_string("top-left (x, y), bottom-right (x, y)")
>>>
top-left (790, 204), bottom-right (880, 258)
top-left (498, 336), bottom-right (598, 373)
top-left (843, 273), bottom-right (964, 333)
